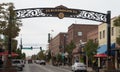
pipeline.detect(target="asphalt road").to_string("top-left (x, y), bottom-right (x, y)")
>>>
top-left (20, 63), bottom-right (72, 72)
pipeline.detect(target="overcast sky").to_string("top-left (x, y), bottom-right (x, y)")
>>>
top-left (0, 0), bottom-right (120, 56)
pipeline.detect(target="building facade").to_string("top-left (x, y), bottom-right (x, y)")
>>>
top-left (67, 24), bottom-right (98, 45)
top-left (67, 24), bottom-right (98, 63)
top-left (87, 28), bottom-right (98, 43)
top-left (98, 17), bottom-right (120, 69)
top-left (49, 32), bottom-right (67, 56)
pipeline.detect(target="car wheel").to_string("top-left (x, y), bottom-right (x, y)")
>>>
top-left (20, 68), bottom-right (23, 71)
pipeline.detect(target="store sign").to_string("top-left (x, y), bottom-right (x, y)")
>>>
top-left (15, 5), bottom-right (107, 22)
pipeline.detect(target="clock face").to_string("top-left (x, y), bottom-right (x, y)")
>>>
top-left (58, 12), bottom-right (64, 19)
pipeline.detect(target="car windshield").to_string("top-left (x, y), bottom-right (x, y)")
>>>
top-left (12, 61), bottom-right (20, 64)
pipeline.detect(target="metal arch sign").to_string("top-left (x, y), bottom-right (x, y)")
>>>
top-left (15, 5), bottom-right (107, 23)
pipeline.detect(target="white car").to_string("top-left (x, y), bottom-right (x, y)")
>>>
top-left (72, 62), bottom-right (87, 72)
top-left (35, 60), bottom-right (41, 64)
top-left (12, 59), bottom-right (23, 71)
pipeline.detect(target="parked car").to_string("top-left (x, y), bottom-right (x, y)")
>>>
top-left (35, 60), bottom-right (41, 64)
top-left (12, 59), bottom-right (23, 71)
top-left (72, 62), bottom-right (87, 72)
top-left (39, 60), bottom-right (46, 65)
top-left (21, 60), bottom-right (25, 67)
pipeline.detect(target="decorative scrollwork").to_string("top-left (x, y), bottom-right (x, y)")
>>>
top-left (15, 5), bottom-right (107, 23)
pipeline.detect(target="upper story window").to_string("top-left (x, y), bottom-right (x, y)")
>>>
top-left (103, 30), bottom-right (105, 38)
top-left (111, 27), bottom-right (114, 36)
top-left (100, 31), bottom-right (102, 39)
top-left (78, 32), bottom-right (82, 36)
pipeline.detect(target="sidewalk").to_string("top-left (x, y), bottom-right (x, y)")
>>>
top-left (48, 63), bottom-right (97, 72)
top-left (87, 67), bottom-right (94, 72)
top-left (59, 65), bottom-right (94, 72)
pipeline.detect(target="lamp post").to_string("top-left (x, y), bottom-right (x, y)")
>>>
top-left (63, 34), bottom-right (67, 65)
top-left (48, 32), bottom-right (53, 65)
top-left (79, 40), bottom-right (86, 64)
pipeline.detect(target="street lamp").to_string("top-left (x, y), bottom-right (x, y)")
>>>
top-left (63, 34), bottom-right (67, 65)
top-left (79, 40), bottom-right (86, 64)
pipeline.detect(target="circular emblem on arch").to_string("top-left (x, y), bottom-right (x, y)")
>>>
top-left (58, 12), bottom-right (64, 19)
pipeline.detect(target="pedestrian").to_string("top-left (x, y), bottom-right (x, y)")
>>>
top-left (0, 58), bottom-right (3, 68)
top-left (92, 59), bottom-right (98, 71)
top-left (0, 44), bottom-right (3, 68)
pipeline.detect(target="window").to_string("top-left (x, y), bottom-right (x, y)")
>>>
top-left (103, 30), bottom-right (105, 38)
top-left (100, 31), bottom-right (102, 39)
top-left (111, 27), bottom-right (114, 36)
top-left (78, 32), bottom-right (82, 36)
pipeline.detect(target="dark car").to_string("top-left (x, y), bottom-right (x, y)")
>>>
top-left (28, 59), bottom-right (33, 64)
top-left (40, 60), bottom-right (46, 65)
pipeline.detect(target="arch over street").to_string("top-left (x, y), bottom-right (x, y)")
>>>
top-left (15, 5), bottom-right (108, 23)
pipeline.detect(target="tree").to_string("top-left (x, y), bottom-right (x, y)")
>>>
top-left (56, 53), bottom-right (62, 63)
top-left (11, 39), bottom-right (18, 52)
top-left (46, 50), bottom-right (51, 62)
top-left (66, 41), bottom-right (76, 65)
top-left (84, 39), bottom-right (98, 66)
top-left (114, 16), bottom-right (120, 27)
top-left (21, 52), bottom-right (26, 59)
top-left (113, 16), bottom-right (120, 46)
top-left (37, 50), bottom-right (45, 60)
top-left (66, 41), bottom-right (76, 54)
top-left (31, 54), bottom-right (37, 60)
top-left (14, 48), bottom-right (26, 59)
top-left (0, 3), bottom-right (22, 51)
top-left (14, 48), bottom-right (22, 59)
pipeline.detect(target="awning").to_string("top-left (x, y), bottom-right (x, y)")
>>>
top-left (111, 48), bottom-right (120, 51)
top-left (94, 53), bottom-right (107, 57)
top-left (0, 51), bottom-right (18, 57)
top-left (97, 43), bottom-right (115, 54)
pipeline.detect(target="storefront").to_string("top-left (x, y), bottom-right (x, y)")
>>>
top-left (96, 43), bottom-right (115, 68)
top-left (112, 48), bottom-right (120, 69)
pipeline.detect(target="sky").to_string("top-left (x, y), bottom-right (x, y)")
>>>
top-left (0, 0), bottom-right (120, 56)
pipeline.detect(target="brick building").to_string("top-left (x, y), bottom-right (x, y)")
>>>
top-left (48, 24), bottom-right (98, 64)
top-left (67, 24), bottom-right (98, 45)
top-left (49, 32), bottom-right (67, 56)
top-left (87, 28), bottom-right (98, 43)
top-left (67, 24), bottom-right (98, 63)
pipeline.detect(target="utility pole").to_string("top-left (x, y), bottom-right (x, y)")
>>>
top-left (7, 6), bottom-right (13, 67)
top-left (107, 11), bottom-right (113, 70)
top-left (5, 5), bottom-right (17, 72)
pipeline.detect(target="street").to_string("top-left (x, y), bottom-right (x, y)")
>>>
top-left (20, 63), bottom-right (72, 72)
